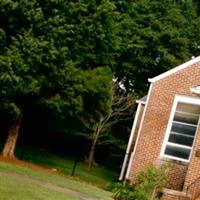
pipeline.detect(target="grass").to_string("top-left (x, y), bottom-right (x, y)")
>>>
top-left (15, 146), bottom-right (118, 186)
top-left (0, 161), bottom-right (113, 200)
top-left (0, 145), bottom-right (116, 199)
top-left (0, 172), bottom-right (81, 200)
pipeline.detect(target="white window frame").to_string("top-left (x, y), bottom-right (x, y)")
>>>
top-left (160, 95), bottom-right (200, 162)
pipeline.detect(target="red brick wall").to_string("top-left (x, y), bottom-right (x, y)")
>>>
top-left (128, 61), bottom-right (200, 190)
top-left (167, 162), bottom-right (188, 191)
top-left (155, 158), bottom-right (188, 190)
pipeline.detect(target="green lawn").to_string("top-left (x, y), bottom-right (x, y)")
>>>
top-left (0, 172), bottom-right (81, 200)
top-left (0, 161), bottom-right (113, 200)
top-left (15, 146), bottom-right (118, 186)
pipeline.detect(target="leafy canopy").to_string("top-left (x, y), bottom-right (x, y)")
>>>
top-left (114, 0), bottom-right (200, 93)
top-left (0, 0), bottom-right (121, 118)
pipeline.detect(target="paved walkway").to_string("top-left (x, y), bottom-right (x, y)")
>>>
top-left (0, 169), bottom-right (103, 200)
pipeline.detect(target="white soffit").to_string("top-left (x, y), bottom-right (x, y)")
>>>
top-left (148, 56), bottom-right (200, 83)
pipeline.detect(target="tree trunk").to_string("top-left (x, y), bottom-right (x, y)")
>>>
top-left (88, 127), bottom-right (100, 171)
top-left (88, 143), bottom-right (95, 172)
top-left (2, 117), bottom-right (21, 159)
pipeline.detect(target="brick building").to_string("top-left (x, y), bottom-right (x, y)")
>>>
top-left (120, 56), bottom-right (200, 200)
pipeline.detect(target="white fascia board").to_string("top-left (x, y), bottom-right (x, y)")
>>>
top-left (148, 56), bottom-right (200, 83)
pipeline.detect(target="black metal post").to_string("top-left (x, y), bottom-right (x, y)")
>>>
top-left (71, 159), bottom-right (78, 176)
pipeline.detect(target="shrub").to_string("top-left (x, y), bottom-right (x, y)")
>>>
top-left (134, 163), bottom-right (172, 200)
top-left (109, 163), bottom-right (172, 200)
top-left (110, 182), bottom-right (135, 200)
top-left (105, 182), bottom-right (125, 192)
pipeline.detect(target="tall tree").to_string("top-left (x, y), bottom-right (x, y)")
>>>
top-left (80, 82), bottom-right (135, 171)
top-left (1, 0), bottom-right (200, 163)
top-left (0, 0), bottom-right (121, 158)
top-left (0, 33), bottom-right (84, 158)
top-left (114, 0), bottom-right (200, 94)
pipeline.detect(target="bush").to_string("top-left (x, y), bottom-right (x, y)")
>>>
top-left (106, 182), bottom-right (135, 200)
top-left (134, 163), bottom-right (172, 200)
top-left (109, 163), bottom-right (172, 200)
top-left (105, 182), bottom-right (124, 192)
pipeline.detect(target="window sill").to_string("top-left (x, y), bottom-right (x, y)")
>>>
top-left (159, 156), bottom-right (189, 166)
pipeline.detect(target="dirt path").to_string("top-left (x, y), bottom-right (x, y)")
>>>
top-left (0, 168), bottom-right (103, 200)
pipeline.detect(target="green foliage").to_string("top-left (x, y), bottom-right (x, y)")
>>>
top-left (1, 0), bottom-right (200, 106)
top-left (114, 0), bottom-right (200, 93)
top-left (0, 102), bottom-right (21, 119)
top-left (0, 0), bottom-right (119, 119)
top-left (109, 163), bottom-right (172, 200)
top-left (0, 33), bottom-right (83, 117)
top-left (132, 163), bottom-right (172, 200)
top-left (82, 67), bottom-right (113, 119)
top-left (106, 182), bottom-right (135, 200)
top-left (1, 0), bottom-right (200, 168)
top-left (105, 182), bottom-right (122, 192)
top-left (0, 0), bottom-right (122, 159)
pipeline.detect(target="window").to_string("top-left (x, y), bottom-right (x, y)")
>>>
top-left (161, 96), bottom-right (200, 162)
